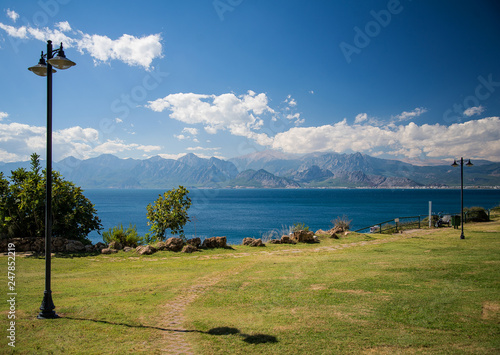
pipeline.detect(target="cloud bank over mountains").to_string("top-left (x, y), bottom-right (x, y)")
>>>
top-left (147, 91), bottom-right (500, 163)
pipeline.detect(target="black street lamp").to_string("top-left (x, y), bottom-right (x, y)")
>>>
top-left (28, 40), bottom-right (76, 319)
top-left (451, 157), bottom-right (473, 239)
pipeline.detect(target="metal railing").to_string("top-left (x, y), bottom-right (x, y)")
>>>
top-left (353, 208), bottom-right (493, 235)
top-left (354, 215), bottom-right (422, 234)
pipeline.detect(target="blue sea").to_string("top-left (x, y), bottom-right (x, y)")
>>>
top-left (84, 188), bottom-right (500, 245)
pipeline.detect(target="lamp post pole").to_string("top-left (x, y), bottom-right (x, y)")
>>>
top-left (40, 40), bottom-right (56, 319)
top-left (460, 157), bottom-right (465, 240)
top-left (452, 157), bottom-right (473, 240)
top-left (28, 40), bottom-right (76, 319)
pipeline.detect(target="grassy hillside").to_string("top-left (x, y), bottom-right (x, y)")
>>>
top-left (2, 216), bottom-right (499, 354)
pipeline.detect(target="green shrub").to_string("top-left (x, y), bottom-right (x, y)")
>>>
top-left (292, 222), bottom-right (309, 232)
top-left (464, 207), bottom-right (489, 222)
top-left (331, 215), bottom-right (352, 231)
top-left (103, 224), bottom-right (143, 247)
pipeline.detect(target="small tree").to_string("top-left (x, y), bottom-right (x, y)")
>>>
top-left (146, 186), bottom-right (192, 241)
top-left (0, 153), bottom-right (102, 242)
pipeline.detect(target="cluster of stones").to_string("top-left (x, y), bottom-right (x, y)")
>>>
top-left (0, 237), bottom-right (105, 253)
top-left (1, 227), bottom-right (348, 255)
top-left (101, 236), bottom-right (228, 256)
top-left (243, 230), bottom-right (320, 247)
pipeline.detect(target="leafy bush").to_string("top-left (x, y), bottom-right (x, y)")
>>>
top-left (103, 224), bottom-right (143, 247)
top-left (331, 215), bottom-right (352, 231)
top-left (0, 153), bottom-right (102, 243)
top-left (464, 207), bottom-right (489, 222)
top-left (292, 222), bottom-right (309, 232)
top-left (146, 186), bottom-right (192, 241)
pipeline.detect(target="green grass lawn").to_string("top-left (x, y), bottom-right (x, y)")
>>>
top-left (1, 217), bottom-right (499, 354)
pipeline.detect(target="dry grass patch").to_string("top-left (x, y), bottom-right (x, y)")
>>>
top-left (482, 301), bottom-right (500, 321)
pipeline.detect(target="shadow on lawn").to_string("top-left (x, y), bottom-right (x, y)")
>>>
top-left (65, 318), bottom-right (278, 344)
top-left (208, 327), bottom-right (278, 344)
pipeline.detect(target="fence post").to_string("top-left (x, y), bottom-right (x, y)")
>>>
top-left (418, 215), bottom-right (421, 229)
top-left (428, 201), bottom-right (432, 228)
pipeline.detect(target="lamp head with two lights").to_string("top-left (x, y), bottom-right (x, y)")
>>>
top-left (451, 159), bottom-right (473, 167)
top-left (28, 43), bottom-right (76, 77)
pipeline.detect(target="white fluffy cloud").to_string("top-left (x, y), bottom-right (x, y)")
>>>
top-left (0, 121), bottom-right (161, 162)
top-left (147, 91), bottom-right (275, 145)
top-left (393, 107), bottom-right (427, 121)
top-left (0, 112), bottom-right (8, 120)
top-left (272, 117), bottom-right (500, 161)
top-left (0, 18), bottom-right (162, 70)
top-left (463, 105), bottom-right (485, 117)
top-left (77, 33), bottom-right (162, 69)
top-left (6, 9), bottom-right (19, 22)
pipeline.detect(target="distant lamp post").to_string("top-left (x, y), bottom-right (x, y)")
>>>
top-left (451, 157), bottom-right (473, 239)
top-left (28, 40), bottom-right (76, 319)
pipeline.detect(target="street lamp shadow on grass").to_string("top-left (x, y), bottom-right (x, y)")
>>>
top-left (28, 40), bottom-right (76, 319)
top-left (451, 157), bottom-right (473, 240)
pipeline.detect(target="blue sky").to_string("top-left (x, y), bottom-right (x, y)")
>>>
top-left (0, 0), bottom-right (499, 164)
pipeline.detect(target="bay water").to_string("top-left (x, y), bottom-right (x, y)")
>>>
top-left (84, 188), bottom-right (500, 245)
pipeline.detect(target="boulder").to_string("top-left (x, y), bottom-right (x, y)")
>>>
top-left (182, 244), bottom-right (198, 253)
top-left (313, 235), bottom-right (320, 243)
top-left (65, 240), bottom-right (86, 253)
top-left (136, 245), bottom-right (156, 255)
top-left (155, 241), bottom-right (168, 251)
top-left (291, 230), bottom-right (315, 243)
top-left (101, 248), bottom-right (118, 254)
top-left (215, 236), bottom-right (227, 248)
top-left (268, 239), bottom-right (281, 244)
top-left (242, 237), bottom-right (265, 247)
top-left (32, 238), bottom-right (45, 252)
top-left (242, 237), bottom-right (255, 246)
top-left (94, 242), bottom-right (106, 251)
top-left (165, 237), bottom-right (184, 252)
top-left (52, 237), bottom-right (67, 252)
top-left (108, 241), bottom-right (123, 250)
top-left (202, 237), bottom-right (217, 249)
top-left (201, 236), bottom-right (227, 249)
top-left (85, 244), bottom-right (94, 253)
top-left (123, 246), bottom-right (134, 252)
top-left (250, 238), bottom-right (265, 247)
top-left (316, 227), bottom-right (344, 238)
top-left (215, 237), bottom-right (227, 248)
top-left (187, 237), bottom-right (201, 248)
top-left (280, 235), bottom-right (296, 244)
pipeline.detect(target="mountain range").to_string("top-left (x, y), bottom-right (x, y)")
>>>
top-left (1, 150), bottom-right (499, 189)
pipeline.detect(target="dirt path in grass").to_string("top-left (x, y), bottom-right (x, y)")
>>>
top-left (157, 264), bottom-right (253, 354)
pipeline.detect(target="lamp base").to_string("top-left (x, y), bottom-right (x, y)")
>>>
top-left (38, 291), bottom-right (59, 319)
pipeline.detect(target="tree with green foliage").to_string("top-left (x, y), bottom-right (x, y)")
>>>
top-left (0, 153), bottom-right (102, 242)
top-left (146, 186), bottom-right (192, 241)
